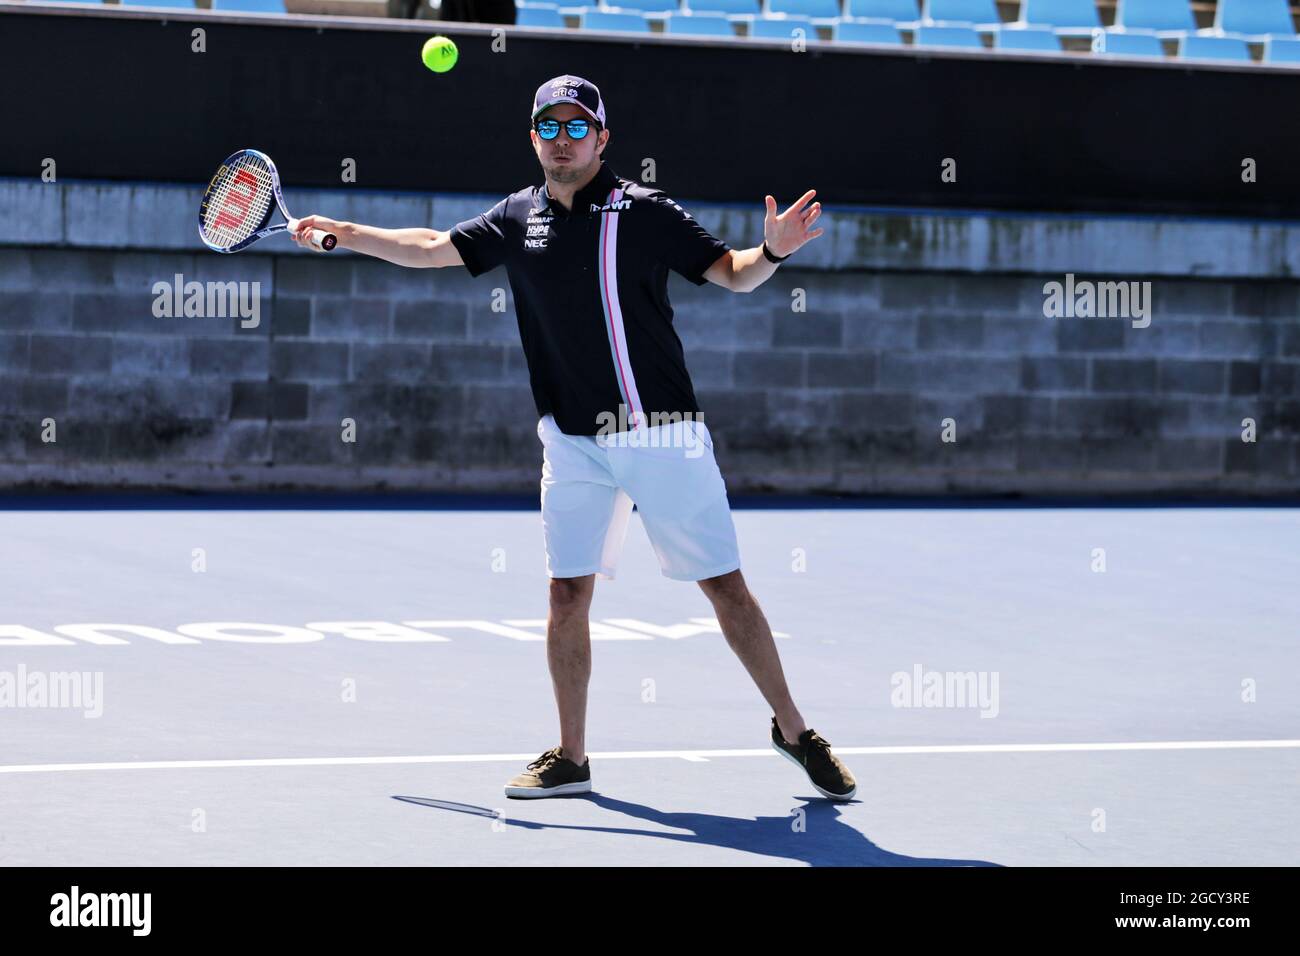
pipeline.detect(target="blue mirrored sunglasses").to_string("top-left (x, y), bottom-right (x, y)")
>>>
top-left (534, 118), bottom-right (595, 141)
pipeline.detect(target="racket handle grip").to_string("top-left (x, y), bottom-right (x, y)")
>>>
top-left (307, 228), bottom-right (337, 252)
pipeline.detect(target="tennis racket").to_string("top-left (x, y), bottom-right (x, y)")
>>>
top-left (199, 148), bottom-right (336, 254)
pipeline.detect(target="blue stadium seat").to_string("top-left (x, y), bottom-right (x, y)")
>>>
top-left (846, 0), bottom-right (918, 21)
top-left (749, 15), bottom-right (816, 37)
top-left (1213, 0), bottom-right (1295, 39)
top-left (914, 23), bottom-right (983, 46)
top-left (1178, 34), bottom-right (1252, 61)
top-left (1018, 0), bottom-right (1100, 31)
top-left (1263, 36), bottom-right (1300, 63)
top-left (601, 0), bottom-right (680, 12)
top-left (580, 9), bottom-right (654, 30)
top-left (922, 0), bottom-right (998, 27)
top-left (516, 5), bottom-right (568, 26)
top-left (833, 19), bottom-right (903, 42)
top-left (994, 25), bottom-right (1060, 51)
top-left (684, 0), bottom-right (759, 14)
top-left (665, 11), bottom-right (735, 33)
top-left (1092, 28), bottom-right (1164, 56)
top-left (768, 0), bottom-right (840, 19)
top-left (1113, 0), bottom-right (1194, 33)
top-left (211, 0), bottom-right (286, 10)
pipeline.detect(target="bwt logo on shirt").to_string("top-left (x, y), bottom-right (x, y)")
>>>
top-left (591, 199), bottom-right (632, 213)
top-left (50, 886), bottom-right (152, 936)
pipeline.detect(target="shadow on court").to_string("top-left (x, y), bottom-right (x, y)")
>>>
top-left (393, 795), bottom-right (1002, 867)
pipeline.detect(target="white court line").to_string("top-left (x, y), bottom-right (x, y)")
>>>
top-left (1, 739), bottom-right (1298, 775)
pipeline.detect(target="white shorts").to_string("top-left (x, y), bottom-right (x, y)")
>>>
top-left (537, 413), bottom-right (742, 582)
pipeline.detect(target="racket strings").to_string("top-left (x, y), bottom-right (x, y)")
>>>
top-left (201, 154), bottom-right (276, 248)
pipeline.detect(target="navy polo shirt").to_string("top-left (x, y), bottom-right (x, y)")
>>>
top-left (448, 161), bottom-right (731, 436)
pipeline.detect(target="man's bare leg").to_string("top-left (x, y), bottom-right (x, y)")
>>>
top-left (547, 574), bottom-right (595, 765)
top-left (698, 568), bottom-right (808, 745)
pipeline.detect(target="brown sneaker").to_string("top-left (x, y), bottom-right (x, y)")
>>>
top-left (504, 746), bottom-right (592, 799)
top-left (771, 717), bottom-right (857, 801)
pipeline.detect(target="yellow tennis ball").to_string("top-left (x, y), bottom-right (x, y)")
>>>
top-left (422, 36), bottom-right (458, 74)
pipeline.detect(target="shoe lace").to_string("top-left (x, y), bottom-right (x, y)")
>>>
top-left (526, 748), bottom-right (563, 771)
top-left (803, 732), bottom-right (835, 767)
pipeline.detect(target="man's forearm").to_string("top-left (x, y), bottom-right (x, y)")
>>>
top-left (730, 245), bottom-right (782, 293)
top-left (335, 223), bottom-right (445, 268)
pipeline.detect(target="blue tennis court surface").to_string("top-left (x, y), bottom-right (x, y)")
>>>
top-left (1, 506), bottom-right (1297, 865)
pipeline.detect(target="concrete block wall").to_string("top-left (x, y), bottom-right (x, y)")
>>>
top-left (689, 272), bottom-right (1299, 494)
top-left (1, 177), bottom-right (1297, 495)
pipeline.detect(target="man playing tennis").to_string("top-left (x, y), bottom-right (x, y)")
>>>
top-left (292, 75), bottom-right (856, 802)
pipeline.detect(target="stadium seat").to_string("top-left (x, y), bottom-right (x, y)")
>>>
top-left (846, 0), bottom-right (918, 22)
top-left (1017, 0), bottom-right (1100, 32)
top-left (599, 0), bottom-right (680, 12)
top-left (833, 19), bottom-right (903, 42)
top-left (1263, 36), bottom-right (1300, 63)
top-left (922, 0), bottom-right (998, 27)
top-left (914, 23), bottom-right (983, 46)
top-left (994, 25), bottom-right (1060, 51)
top-left (580, 9), bottom-right (654, 30)
top-left (211, 0), bottom-right (286, 10)
top-left (1178, 34), bottom-right (1252, 61)
top-left (749, 15), bottom-right (816, 37)
top-left (1212, 0), bottom-right (1296, 39)
top-left (684, 0), bottom-right (759, 14)
top-left (665, 11), bottom-right (735, 33)
top-left (1113, 0), bottom-right (1194, 34)
top-left (768, 0), bottom-right (841, 19)
top-left (516, 5), bottom-right (568, 26)
top-left (1092, 28), bottom-right (1164, 56)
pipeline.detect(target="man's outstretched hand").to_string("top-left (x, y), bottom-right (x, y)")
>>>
top-left (764, 190), bottom-right (824, 259)
top-left (291, 215), bottom-right (346, 250)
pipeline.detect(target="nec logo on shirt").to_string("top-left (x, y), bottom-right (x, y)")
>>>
top-left (525, 214), bottom-right (553, 248)
top-left (591, 199), bottom-right (632, 213)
